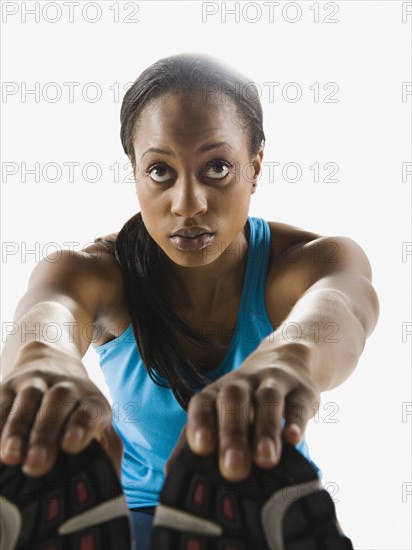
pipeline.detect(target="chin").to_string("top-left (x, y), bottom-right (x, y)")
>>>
top-left (163, 244), bottom-right (219, 267)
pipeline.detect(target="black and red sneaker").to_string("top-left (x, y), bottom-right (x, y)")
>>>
top-left (0, 438), bottom-right (134, 550)
top-left (150, 442), bottom-right (353, 550)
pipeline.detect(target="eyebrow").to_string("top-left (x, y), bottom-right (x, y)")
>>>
top-left (141, 141), bottom-right (234, 159)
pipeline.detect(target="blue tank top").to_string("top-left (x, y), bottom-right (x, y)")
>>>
top-left (93, 216), bottom-right (322, 508)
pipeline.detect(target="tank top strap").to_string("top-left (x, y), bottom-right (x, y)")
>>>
top-left (241, 216), bottom-right (271, 318)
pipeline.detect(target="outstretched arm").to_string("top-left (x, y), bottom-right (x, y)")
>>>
top-left (167, 236), bottom-right (380, 481)
top-left (256, 235), bottom-right (380, 393)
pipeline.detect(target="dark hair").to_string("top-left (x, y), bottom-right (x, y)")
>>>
top-left (95, 53), bottom-right (265, 410)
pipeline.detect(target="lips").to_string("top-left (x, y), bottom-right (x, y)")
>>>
top-left (170, 232), bottom-right (215, 251)
top-left (171, 227), bottom-right (213, 238)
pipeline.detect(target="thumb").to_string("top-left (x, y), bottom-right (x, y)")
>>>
top-left (282, 422), bottom-right (303, 446)
top-left (282, 395), bottom-right (311, 446)
top-left (164, 425), bottom-right (188, 476)
top-left (95, 424), bottom-right (124, 480)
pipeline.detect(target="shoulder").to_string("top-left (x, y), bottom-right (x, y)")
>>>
top-left (80, 232), bottom-right (127, 324)
top-left (84, 232), bottom-right (119, 255)
top-left (266, 220), bottom-right (322, 262)
top-left (264, 219), bottom-right (375, 321)
top-left (265, 220), bottom-right (372, 277)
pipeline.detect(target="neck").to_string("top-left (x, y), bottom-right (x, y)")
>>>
top-left (160, 222), bottom-right (250, 313)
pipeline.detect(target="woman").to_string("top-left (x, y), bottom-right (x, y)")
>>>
top-left (0, 54), bottom-right (379, 550)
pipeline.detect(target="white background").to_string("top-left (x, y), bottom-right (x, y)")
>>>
top-left (1, 1), bottom-right (411, 548)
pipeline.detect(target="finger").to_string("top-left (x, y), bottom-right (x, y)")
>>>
top-left (0, 386), bottom-right (16, 436)
top-left (282, 422), bottom-right (303, 446)
top-left (252, 379), bottom-right (284, 469)
top-left (0, 381), bottom-right (46, 466)
top-left (61, 393), bottom-right (112, 454)
top-left (95, 424), bottom-right (124, 479)
top-left (164, 425), bottom-right (189, 476)
top-left (21, 381), bottom-right (80, 477)
top-left (282, 391), bottom-right (313, 446)
top-left (215, 380), bottom-right (252, 482)
top-left (186, 389), bottom-right (218, 455)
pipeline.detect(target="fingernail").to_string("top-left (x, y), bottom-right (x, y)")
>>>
top-left (1, 436), bottom-right (22, 458)
top-left (223, 448), bottom-right (245, 471)
top-left (257, 436), bottom-right (277, 462)
top-left (288, 424), bottom-right (302, 442)
top-left (62, 427), bottom-right (85, 449)
top-left (193, 428), bottom-right (210, 451)
top-left (22, 445), bottom-right (47, 473)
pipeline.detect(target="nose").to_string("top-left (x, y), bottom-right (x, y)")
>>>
top-left (170, 176), bottom-right (207, 218)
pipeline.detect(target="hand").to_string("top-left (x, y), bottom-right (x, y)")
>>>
top-left (165, 357), bottom-right (320, 482)
top-left (0, 362), bottom-right (123, 479)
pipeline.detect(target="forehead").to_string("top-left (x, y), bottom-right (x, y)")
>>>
top-left (132, 92), bottom-right (247, 152)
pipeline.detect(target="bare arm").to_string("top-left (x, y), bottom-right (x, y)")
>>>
top-left (254, 236), bottom-right (380, 392)
top-left (167, 235), bottom-right (379, 481)
top-left (2, 249), bottom-right (104, 372)
top-left (0, 250), bottom-right (123, 477)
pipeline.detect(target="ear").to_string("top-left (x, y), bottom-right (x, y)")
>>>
top-left (250, 142), bottom-right (264, 194)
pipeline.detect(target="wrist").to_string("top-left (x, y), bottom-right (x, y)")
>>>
top-left (8, 342), bottom-right (88, 380)
top-left (246, 340), bottom-right (320, 391)
top-left (256, 337), bottom-right (316, 371)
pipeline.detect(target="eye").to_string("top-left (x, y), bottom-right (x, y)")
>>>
top-left (146, 164), bottom-right (173, 183)
top-left (203, 160), bottom-right (232, 180)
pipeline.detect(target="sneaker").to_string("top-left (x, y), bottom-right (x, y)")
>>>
top-left (151, 442), bottom-right (353, 550)
top-left (0, 438), bottom-right (134, 550)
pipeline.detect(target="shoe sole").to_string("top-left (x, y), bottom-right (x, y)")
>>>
top-left (150, 442), bottom-right (354, 550)
top-left (0, 439), bottom-right (134, 550)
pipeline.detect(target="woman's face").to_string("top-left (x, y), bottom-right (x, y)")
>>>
top-left (132, 92), bottom-right (263, 267)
